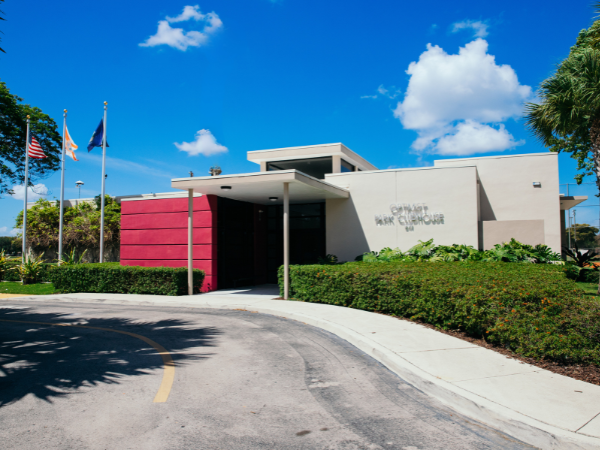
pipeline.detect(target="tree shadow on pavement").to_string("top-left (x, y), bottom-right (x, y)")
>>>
top-left (0, 307), bottom-right (221, 407)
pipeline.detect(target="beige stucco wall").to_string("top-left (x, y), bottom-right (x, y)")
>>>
top-left (435, 153), bottom-right (560, 253)
top-left (481, 220), bottom-right (545, 250)
top-left (325, 166), bottom-right (479, 262)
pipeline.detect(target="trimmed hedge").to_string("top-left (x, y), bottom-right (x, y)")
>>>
top-left (2, 262), bottom-right (56, 282)
top-left (279, 262), bottom-right (600, 365)
top-left (50, 263), bottom-right (205, 296)
top-left (578, 268), bottom-right (600, 283)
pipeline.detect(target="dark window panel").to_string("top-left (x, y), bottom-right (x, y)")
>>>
top-left (266, 157), bottom-right (332, 179)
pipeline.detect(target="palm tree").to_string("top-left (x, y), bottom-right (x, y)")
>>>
top-left (525, 8), bottom-right (600, 291)
top-left (525, 47), bottom-right (600, 166)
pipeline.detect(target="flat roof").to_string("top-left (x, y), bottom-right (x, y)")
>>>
top-left (171, 170), bottom-right (349, 205)
top-left (434, 152), bottom-right (557, 165)
top-left (325, 164), bottom-right (478, 179)
top-left (247, 143), bottom-right (378, 172)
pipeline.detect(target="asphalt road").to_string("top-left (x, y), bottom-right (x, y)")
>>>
top-left (0, 301), bottom-right (533, 450)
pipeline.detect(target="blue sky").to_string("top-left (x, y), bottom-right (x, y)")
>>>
top-left (1, 0), bottom-right (598, 233)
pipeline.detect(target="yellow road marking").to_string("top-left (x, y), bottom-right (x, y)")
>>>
top-left (0, 319), bottom-right (174, 403)
top-left (0, 294), bottom-right (32, 299)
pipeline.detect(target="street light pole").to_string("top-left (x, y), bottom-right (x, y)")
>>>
top-left (76, 180), bottom-right (84, 199)
top-left (573, 209), bottom-right (577, 245)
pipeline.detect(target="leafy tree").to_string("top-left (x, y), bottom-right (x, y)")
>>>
top-left (0, 236), bottom-right (19, 255)
top-left (0, 81), bottom-right (62, 196)
top-left (566, 223), bottom-right (599, 248)
top-left (14, 196), bottom-right (121, 258)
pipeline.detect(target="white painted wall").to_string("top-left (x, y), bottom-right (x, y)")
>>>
top-left (325, 166), bottom-right (479, 262)
top-left (435, 153), bottom-right (560, 253)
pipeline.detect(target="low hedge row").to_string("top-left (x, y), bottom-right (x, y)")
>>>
top-left (578, 268), bottom-right (600, 283)
top-left (2, 262), bottom-right (56, 282)
top-left (279, 262), bottom-right (600, 365)
top-left (50, 263), bottom-right (205, 296)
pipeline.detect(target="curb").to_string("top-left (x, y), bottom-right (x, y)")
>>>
top-left (4, 294), bottom-right (600, 449)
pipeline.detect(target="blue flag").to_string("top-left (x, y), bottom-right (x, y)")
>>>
top-left (87, 119), bottom-right (109, 152)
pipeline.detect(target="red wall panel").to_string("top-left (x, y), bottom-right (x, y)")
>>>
top-left (121, 196), bottom-right (215, 215)
top-left (119, 194), bottom-right (218, 292)
top-left (121, 244), bottom-right (215, 260)
top-left (121, 211), bottom-right (212, 230)
top-left (121, 228), bottom-right (214, 245)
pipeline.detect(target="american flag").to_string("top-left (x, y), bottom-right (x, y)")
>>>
top-left (28, 134), bottom-right (47, 159)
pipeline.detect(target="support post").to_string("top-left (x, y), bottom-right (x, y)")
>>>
top-left (58, 110), bottom-right (67, 264)
top-left (188, 188), bottom-right (194, 295)
top-left (283, 182), bottom-right (290, 300)
top-left (99, 102), bottom-right (108, 263)
top-left (22, 116), bottom-right (30, 263)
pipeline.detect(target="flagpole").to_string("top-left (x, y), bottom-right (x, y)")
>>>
top-left (58, 109), bottom-right (67, 264)
top-left (99, 102), bottom-right (107, 263)
top-left (22, 115), bottom-right (30, 263)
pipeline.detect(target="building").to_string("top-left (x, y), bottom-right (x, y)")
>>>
top-left (116, 143), bottom-right (586, 295)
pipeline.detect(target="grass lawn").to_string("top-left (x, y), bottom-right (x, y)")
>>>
top-left (0, 282), bottom-right (58, 295)
top-left (576, 281), bottom-right (600, 299)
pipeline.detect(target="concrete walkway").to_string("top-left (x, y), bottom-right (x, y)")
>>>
top-left (3, 287), bottom-right (600, 449)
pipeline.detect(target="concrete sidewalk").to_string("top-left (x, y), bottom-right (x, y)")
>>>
top-left (3, 288), bottom-right (600, 449)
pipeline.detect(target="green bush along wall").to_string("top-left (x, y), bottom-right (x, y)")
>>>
top-left (50, 263), bottom-right (204, 296)
top-left (279, 262), bottom-right (600, 365)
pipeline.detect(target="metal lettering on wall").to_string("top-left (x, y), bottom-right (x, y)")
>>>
top-left (375, 203), bottom-right (444, 231)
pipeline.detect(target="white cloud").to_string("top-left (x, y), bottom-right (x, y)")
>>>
top-left (0, 227), bottom-right (19, 236)
top-left (361, 84), bottom-right (401, 100)
top-left (393, 39), bottom-right (531, 155)
top-left (425, 121), bottom-right (524, 156)
top-left (140, 5), bottom-right (223, 51)
top-left (452, 20), bottom-right (489, 38)
top-left (10, 184), bottom-right (48, 202)
top-left (0, 226), bottom-right (19, 236)
top-left (175, 129), bottom-right (228, 157)
top-left (167, 5), bottom-right (206, 22)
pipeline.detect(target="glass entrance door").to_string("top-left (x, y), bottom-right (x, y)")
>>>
top-left (266, 203), bottom-right (326, 284)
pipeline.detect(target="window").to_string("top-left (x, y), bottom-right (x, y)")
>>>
top-left (341, 159), bottom-right (355, 173)
top-left (267, 157), bottom-right (333, 179)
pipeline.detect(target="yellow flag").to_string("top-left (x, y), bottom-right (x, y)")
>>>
top-left (65, 125), bottom-right (78, 161)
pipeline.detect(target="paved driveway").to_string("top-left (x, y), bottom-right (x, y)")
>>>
top-left (0, 301), bottom-right (531, 449)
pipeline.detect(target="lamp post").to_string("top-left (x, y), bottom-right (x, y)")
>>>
top-left (573, 209), bottom-right (577, 246)
top-left (76, 180), bottom-right (84, 199)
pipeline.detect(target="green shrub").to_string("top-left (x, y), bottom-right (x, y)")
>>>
top-left (358, 238), bottom-right (562, 264)
top-left (11, 253), bottom-right (46, 285)
top-left (0, 250), bottom-right (7, 280)
top-left (2, 261), bottom-right (55, 282)
top-left (564, 263), bottom-right (581, 281)
top-left (578, 268), bottom-right (600, 283)
top-left (279, 262), bottom-right (600, 365)
top-left (49, 263), bottom-right (205, 296)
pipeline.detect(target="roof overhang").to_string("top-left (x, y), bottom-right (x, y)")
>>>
top-left (560, 195), bottom-right (588, 210)
top-left (247, 143), bottom-right (378, 171)
top-left (171, 170), bottom-right (349, 205)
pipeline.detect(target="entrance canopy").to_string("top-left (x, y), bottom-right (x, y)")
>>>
top-left (171, 169), bottom-right (349, 205)
top-left (560, 195), bottom-right (588, 210)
